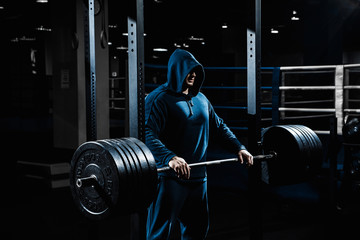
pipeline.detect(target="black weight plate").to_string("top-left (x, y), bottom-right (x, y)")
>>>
top-left (284, 125), bottom-right (310, 157)
top-left (125, 137), bottom-right (157, 174)
top-left (282, 125), bottom-right (311, 182)
top-left (119, 138), bottom-right (156, 211)
top-left (103, 139), bottom-right (134, 207)
top-left (300, 125), bottom-right (323, 152)
top-left (284, 125), bottom-right (312, 166)
top-left (109, 139), bottom-right (136, 186)
top-left (294, 126), bottom-right (322, 156)
top-left (290, 125), bottom-right (316, 156)
top-left (120, 139), bottom-right (150, 172)
top-left (120, 138), bottom-right (154, 211)
top-left (109, 138), bottom-right (141, 213)
top-left (260, 127), bottom-right (271, 184)
top-left (289, 125), bottom-right (315, 167)
top-left (114, 139), bottom-right (144, 210)
top-left (122, 138), bottom-right (158, 210)
top-left (303, 125), bottom-right (323, 172)
top-left (290, 126), bottom-right (318, 158)
top-left (100, 140), bottom-right (129, 177)
top-left (126, 137), bottom-right (158, 187)
top-left (121, 138), bottom-right (149, 173)
top-left (296, 125), bottom-right (323, 172)
top-left (118, 139), bottom-right (147, 206)
top-left (284, 125), bottom-right (317, 181)
top-left (105, 139), bottom-right (149, 216)
top-left (262, 125), bottom-right (307, 185)
top-left (70, 141), bottom-right (120, 221)
top-left (98, 140), bottom-right (132, 214)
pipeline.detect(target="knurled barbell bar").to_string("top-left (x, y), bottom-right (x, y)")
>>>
top-left (69, 124), bottom-right (323, 220)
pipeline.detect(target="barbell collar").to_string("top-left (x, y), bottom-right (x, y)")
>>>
top-left (76, 174), bottom-right (98, 188)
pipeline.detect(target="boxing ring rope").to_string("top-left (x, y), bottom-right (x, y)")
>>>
top-left (279, 86), bottom-right (336, 90)
top-left (279, 64), bottom-right (360, 134)
top-left (282, 100), bottom-right (333, 105)
top-left (144, 63), bottom-right (360, 135)
top-left (280, 65), bottom-right (337, 71)
top-left (279, 108), bottom-right (336, 113)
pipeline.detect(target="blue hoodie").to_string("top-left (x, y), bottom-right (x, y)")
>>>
top-left (145, 49), bottom-right (246, 180)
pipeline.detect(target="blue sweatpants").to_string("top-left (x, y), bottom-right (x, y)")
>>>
top-left (146, 177), bottom-right (209, 240)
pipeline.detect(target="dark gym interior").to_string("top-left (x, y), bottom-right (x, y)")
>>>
top-left (1, 0), bottom-right (360, 239)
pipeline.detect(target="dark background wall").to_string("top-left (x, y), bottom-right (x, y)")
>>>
top-left (1, 0), bottom-right (360, 239)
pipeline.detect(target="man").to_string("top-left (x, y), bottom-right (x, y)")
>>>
top-left (145, 49), bottom-right (253, 240)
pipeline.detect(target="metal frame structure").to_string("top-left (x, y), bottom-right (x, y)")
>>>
top-left (247, 0), bottom-right (263, 239)
top-left (126, 0), bottom-right (145, 142)
top-left (126, 1), bottom-right (146, 239)
top-left (85, 0), bottom-right (97, 141)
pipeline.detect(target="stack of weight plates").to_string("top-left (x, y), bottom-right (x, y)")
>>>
top-left (261, 125), bottom-right (323, 185)
top-left (70, 137), bottom-right (158, 220)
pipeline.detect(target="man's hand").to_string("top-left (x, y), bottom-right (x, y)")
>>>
top-left (238, 149), bottom-right (253, 167)
top-left (169, 156), bottom-right (191, 179)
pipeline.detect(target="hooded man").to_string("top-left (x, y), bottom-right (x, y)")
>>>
top-left (145, 49), bottom-right (253, 240)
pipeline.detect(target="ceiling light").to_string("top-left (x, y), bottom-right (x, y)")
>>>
top-left (35, 26), bottom-right (52, 32)
top-left (222, 23), bottom-right (228, 29)
top-left (36, 0), bottom-right (48, 3)
top-left (188, 36), bottom-right (204, 41)
top-left (11, 36), bottom-right (36, 42)
top-left (271, 28), bottom-right (279, 34)
top-left (153, 48), bottom-right (168, 52)
top-left (291, 10), bottom-right (300, 20)
top-left (0, 6), bottom-right (4, 10)
top-left (174, 43), bottom-right (181, 48)
top-left (116, 46), bottom-right (128, 50)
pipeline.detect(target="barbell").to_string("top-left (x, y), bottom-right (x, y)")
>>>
top-left (69, 124), bottom-right (323, 220)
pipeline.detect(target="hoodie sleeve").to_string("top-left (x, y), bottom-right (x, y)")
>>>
top-left (208, 101), bottom-right (247, 153)
top-left (145, 96), bottom-right (177, 167)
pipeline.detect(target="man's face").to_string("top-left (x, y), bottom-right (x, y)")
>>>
top-left (185, 71), bottom-right (196, 87)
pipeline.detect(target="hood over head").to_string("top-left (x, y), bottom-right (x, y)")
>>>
top-left (145, 49), bottom-right (205, 123)
top-left (165, 49), bottom-right (205, 96)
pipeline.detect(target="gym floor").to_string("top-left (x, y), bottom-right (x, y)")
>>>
top-left (6, 142), bottom-right (360, 240)
top-left (6, 178), bottom-right (360, 240)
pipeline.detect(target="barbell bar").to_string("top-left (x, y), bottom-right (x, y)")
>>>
top-left (76, 152), bottom-right (277, 186)
top-left (70, 124), bottom-right (323, 220)
top-left (157, 152), bottom-right (276, 173)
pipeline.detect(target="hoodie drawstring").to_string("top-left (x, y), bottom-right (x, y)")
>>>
top-left (186, 99), bottom-right (194, 116)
